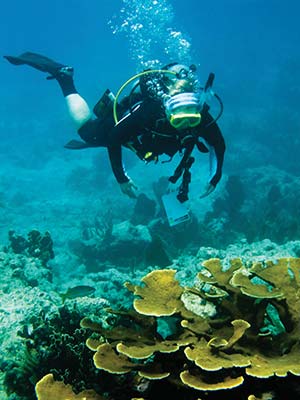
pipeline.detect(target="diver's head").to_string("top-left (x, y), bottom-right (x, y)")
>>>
top-left (162, 63), bottom-right (198, 96)
top-left (138, 62), bottom-right (201, 129)
top-left (162, 63), bottom-right (201, 129)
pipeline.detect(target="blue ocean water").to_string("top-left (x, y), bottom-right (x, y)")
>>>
top-left (0, 0), bottom-right (299, 244)
top-left (1, 1), bottom-right (300, 398)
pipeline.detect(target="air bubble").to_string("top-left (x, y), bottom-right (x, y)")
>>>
top-left (109, 0), bottom-right (192, 70)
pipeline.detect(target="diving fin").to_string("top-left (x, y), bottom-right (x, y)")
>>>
top-left (4, 52), bottom-right (72, 79)
top-left (64, 140), bottom-right (98, 150)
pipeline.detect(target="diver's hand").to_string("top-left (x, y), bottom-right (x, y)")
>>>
top-left (199, 183), bottom-right (215, 198)
top-left (119, 180), bottom-right (138, 199)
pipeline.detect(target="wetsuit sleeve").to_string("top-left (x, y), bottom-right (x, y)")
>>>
top-left (78, 102), bottom-right (154, 184)
top-left (106, 102), bottom-right (153, 184)
top-left (201, 114), bottom-right (226, 187)
top-left (107, 145), bottom-right (130, 184)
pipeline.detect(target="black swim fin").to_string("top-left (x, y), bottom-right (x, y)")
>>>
top-left (64, 140), bottom-right (98, 150)
top-left (4, 52), bottom-right (71, 79)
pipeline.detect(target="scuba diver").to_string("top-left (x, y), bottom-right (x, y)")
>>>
top-left (4, 52), bottom-right (225, 202)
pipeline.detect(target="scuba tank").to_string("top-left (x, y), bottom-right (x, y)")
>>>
top-left (93, 89), bottom-right (116, 119)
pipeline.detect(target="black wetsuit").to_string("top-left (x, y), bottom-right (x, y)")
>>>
top-left (3, 52), bottom-right (225, 190)
top-left (76, 97), bottom-right (225, 187)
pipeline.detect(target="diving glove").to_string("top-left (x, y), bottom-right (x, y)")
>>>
top-left (119, 180), bottom-right (138, 199)
top-left (199, 183), bottom-right (215, 198)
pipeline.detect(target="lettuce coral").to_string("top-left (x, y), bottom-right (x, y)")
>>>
top-left (35, 373), bottom-right (103, 400)
top-left (82, 257), bottom-right (300, 398)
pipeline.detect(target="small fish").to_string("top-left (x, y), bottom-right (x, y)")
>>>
top-left (60, 285), bottom-right (96, 303)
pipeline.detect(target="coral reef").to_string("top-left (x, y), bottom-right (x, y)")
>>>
top-left (6, 229), bottom-right (54, 266)
top-left (2, 304), bottom-right (107, 400)
top-left (35, 373), bottom-right (104, 400)
top-left (69, 217), bottom-right (172, 271)
top-left (130, 193), bottom-right (157, 225)
top-left (70, 220), bottom-right (153, 269)
top-left (202, 166), bottom-right (300, 248)
top-left (0, 241), bottom-right (110, 400)
top-left (82, 257), bottom-right (300, 399)
top-left (2, 236), bottom-right (300, 399)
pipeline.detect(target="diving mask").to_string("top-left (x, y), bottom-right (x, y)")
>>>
top-left (164, 92), bottom-right (202, 129)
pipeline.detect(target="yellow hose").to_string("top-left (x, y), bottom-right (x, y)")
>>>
top-left (113, 69), bottom-right (177, 124)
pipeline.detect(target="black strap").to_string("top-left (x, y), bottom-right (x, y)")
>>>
top-left (169, 142), bottom-right (194, 184)
top-left (177, 156), bottom-right (195, 203)
top-left (168, 142), bottom-right (195, 203)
